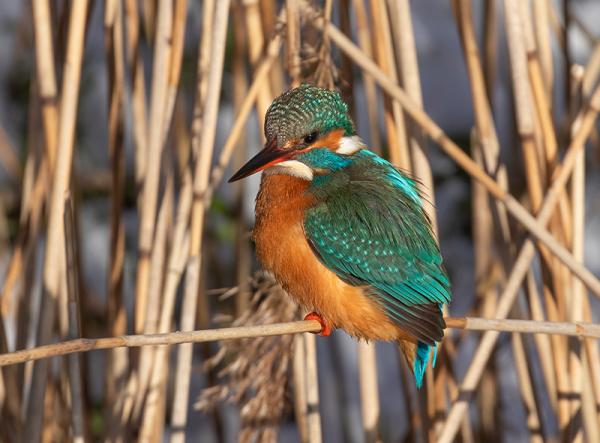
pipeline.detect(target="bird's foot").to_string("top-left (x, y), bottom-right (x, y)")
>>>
top-left (304, 312), bottom-right (332, 336)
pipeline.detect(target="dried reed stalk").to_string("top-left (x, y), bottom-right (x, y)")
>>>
top-left (505, 0), bottom-right (572, 432)
top-left (368, 0), bottom-right (409, 169)
top-left (388, 3), bottom-right (445, 437)
top-left (25, 2), bottom-right (89, 440)
top-left (245, 0), bottom-right (273, 128)
top-left (453, 2), bottom-right (513, 434)
top-left (135, 3), bottom-right (174, 440)
top-left (519, 0), bottom-right (573, 245)
top-left (134, 175), bottom-right (173, 426)
top-left (0, 126), bottom-right (21, 184)
top-left (63, 195), bottom-right (85, 443)
top-left (525, 270), bottom-right (559, 412)
top-left (124, 0), bottom-right (148, 198)
top-left (32, 0), bottom-right (58, 172)
top-left (0, 3), bottom-right (58, 428)
top-left (533, 0), bottom-right (553, 102)
top-left (511, 332), bottom-right (543, 443)
top-left (567, 65), bottom-right (585, 442)
top-left (260, 0), bottom-right (285, 93)
top-left (206, 33), bottom-right (283, 198)
top-left (231, 0), bottom-right (251, 316)
top-left (350, 0), bottom-right (381, 152)
top-left (134, 0), bottom-right (172, 335)
top-left (3, 317), bottom-right (600, 368)
top-left (163, 0), bottom-right (188, 143)
top-left (103, 3), bottom-right (128, 435)
top-left (293, 333), bottom-right (309, 443)
top-left (390, 0), bottom-right (437, 231)
top-left (286, 0), bottom-right (301, 86)
top-left (135, 0), bottom-right (216, 431)
top-left (169, 1), bottom-right (230, 440)
top-left (134, 0), bottom-right (185, 421)
top-left (482, 0), bottom-right (497, 102)
top-left (358, 341), bottom-right (381, 443)
top-left (304, 333), bottom-right (323, 443)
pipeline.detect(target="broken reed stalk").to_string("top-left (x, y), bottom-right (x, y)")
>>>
top-left (25, 2), bottom-right (89, 441)
top-left (1, 317), bottom-right (600, 368)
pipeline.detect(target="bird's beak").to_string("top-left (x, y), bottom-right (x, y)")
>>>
top-left (228, 139), bottom-right (289, 182)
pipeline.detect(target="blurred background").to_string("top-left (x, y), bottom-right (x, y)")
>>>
top-left (0, 0), bottom-right (599, 442)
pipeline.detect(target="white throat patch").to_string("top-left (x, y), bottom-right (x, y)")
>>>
top-left (336, 135), bottom-right (365, 155)
top-left (264, 160), bottom-right (314, 181)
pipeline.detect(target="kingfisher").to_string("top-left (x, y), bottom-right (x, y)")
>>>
top-left (229, 84), bottom-right (451, 387)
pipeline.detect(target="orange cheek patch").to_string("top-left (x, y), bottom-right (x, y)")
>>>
top-left (308, 129), bottom-right (344, 151)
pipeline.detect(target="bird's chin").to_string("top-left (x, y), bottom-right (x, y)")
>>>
top-left (263, 160), bottom-right (314, 181)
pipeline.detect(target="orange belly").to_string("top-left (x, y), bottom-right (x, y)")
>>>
top-left (253, 174), bottom-right (409, 341)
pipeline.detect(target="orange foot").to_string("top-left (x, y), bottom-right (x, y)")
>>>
top-left (304, 312), bottom-right (332, 336)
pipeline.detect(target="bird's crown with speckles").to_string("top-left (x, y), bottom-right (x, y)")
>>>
top-left (264, 84), bottom-right (355, 146)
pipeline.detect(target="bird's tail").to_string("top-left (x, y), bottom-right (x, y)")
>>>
top-left (398, 340), bottom-right (438, 389)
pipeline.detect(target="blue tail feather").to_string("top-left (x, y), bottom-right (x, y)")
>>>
top-left (413, 341), bottom-right (437, 389)
top-left (431, 342), bottom-right (438, 368)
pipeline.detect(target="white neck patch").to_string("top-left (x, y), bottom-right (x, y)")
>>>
top-left (264, 160), bottom-right (314, 181)
top-left (336, 135), bottom-right (365, 155)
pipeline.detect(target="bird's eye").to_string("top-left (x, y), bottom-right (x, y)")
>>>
top-left (303, 132), bottom-right (318, 144)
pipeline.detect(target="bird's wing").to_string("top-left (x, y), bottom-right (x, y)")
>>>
top-left (303, 162), bottom-right (450, 344)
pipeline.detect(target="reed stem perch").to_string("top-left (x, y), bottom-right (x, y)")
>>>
top-left (0, 317), bottom-right (599, 367)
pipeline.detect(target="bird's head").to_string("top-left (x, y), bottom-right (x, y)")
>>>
top-left (229, 84), bottom-right (365, 182)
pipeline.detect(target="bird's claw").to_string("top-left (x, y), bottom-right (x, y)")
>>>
top-left (304, 312), bottom-right (332, 336)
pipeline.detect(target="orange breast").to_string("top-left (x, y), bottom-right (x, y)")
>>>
top-left (253, 174), bottom-right (407, 341)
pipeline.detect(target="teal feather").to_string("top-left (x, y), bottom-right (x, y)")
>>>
top-left (414, 342), bottom-right (431, 389)
top-left (300, 148), bottom-right (450, 344)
